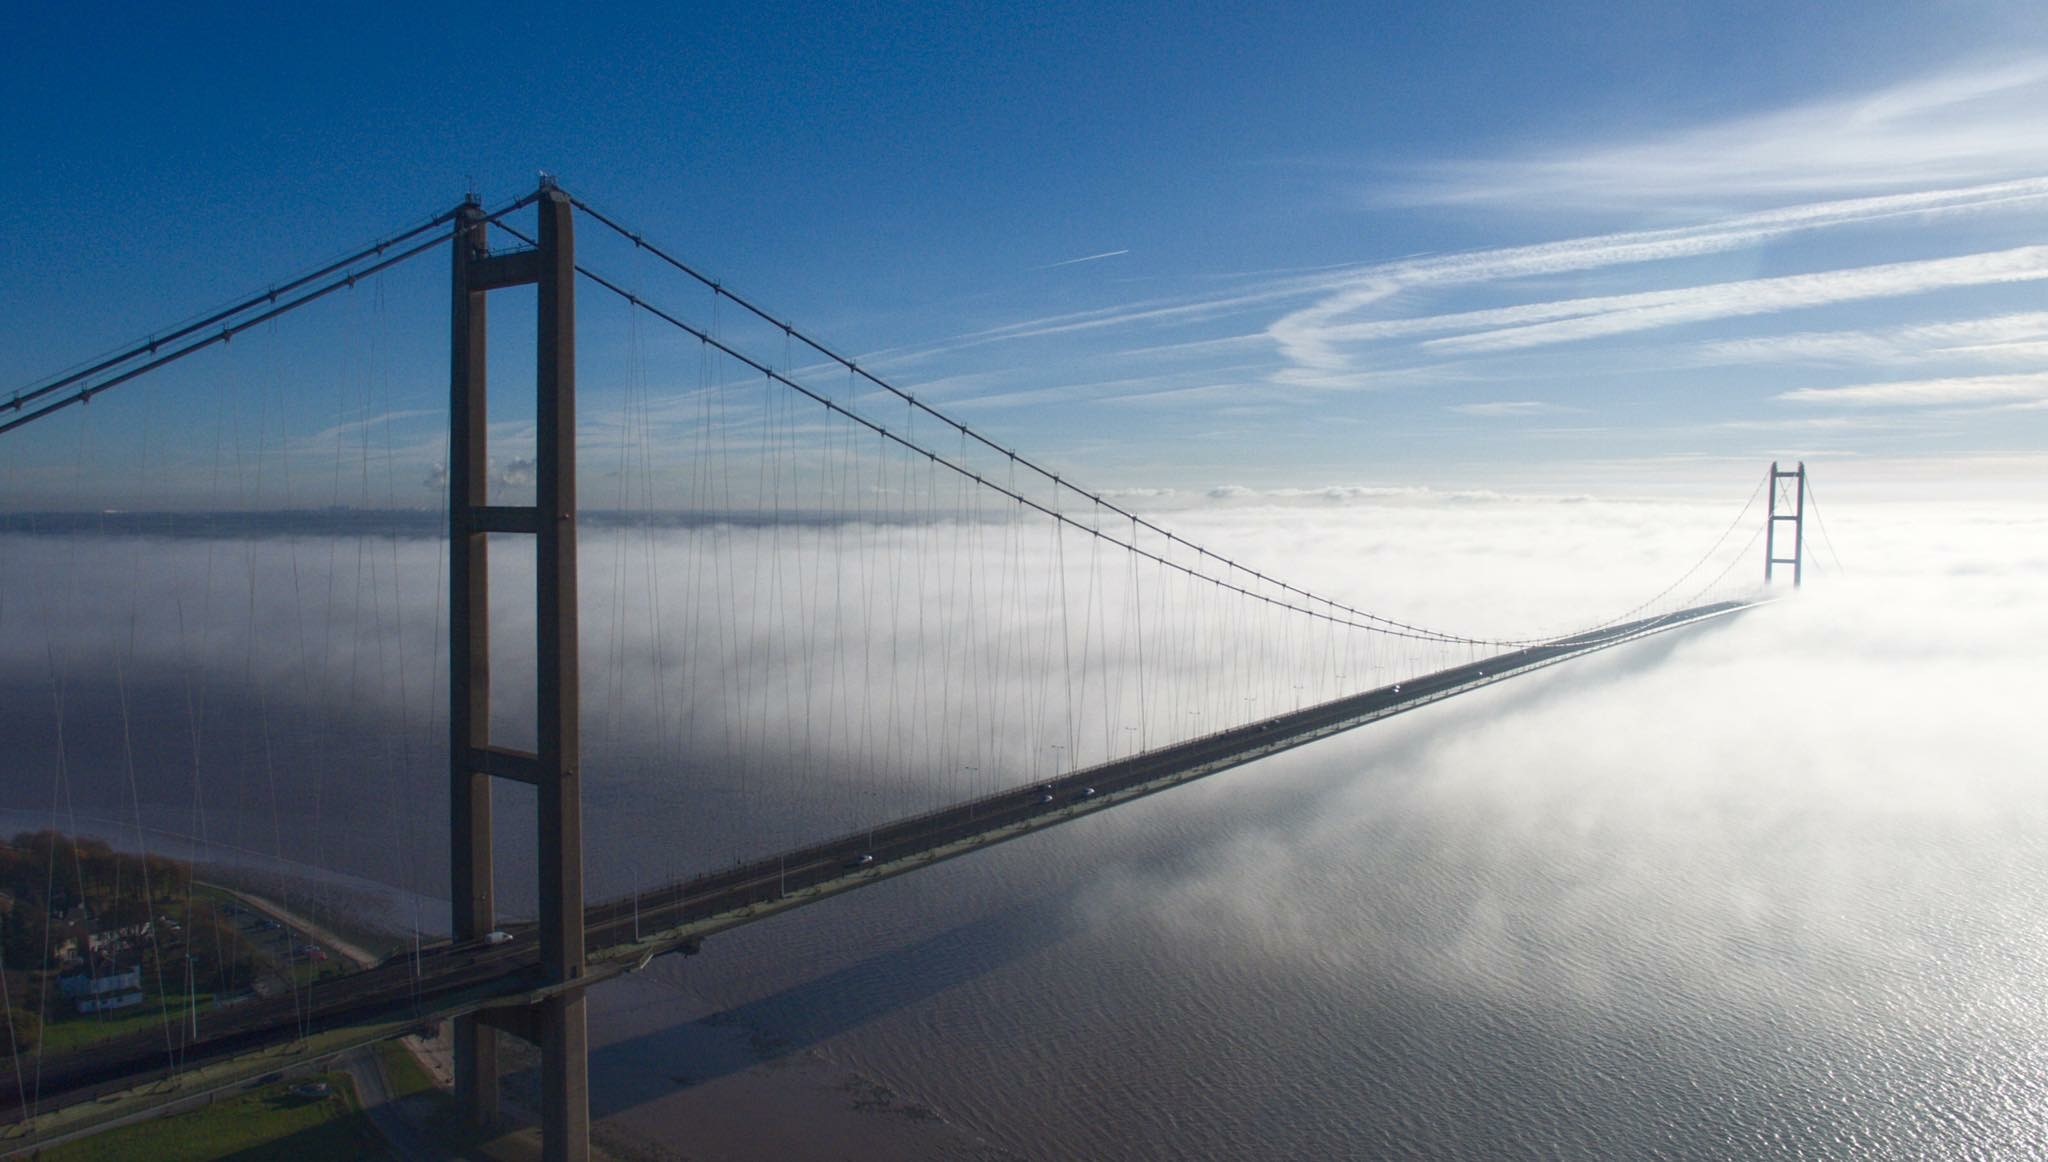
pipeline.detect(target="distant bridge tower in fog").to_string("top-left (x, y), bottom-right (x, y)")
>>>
top-left (1767, 461), bottom-right (1808, 587)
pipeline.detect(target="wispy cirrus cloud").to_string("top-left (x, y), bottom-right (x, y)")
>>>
top-left (1410, 246), bottom-right (2048, 356)
top-left (1263, 182), bottom-right (2048, 386)
top-left (873, 176), bottom-right (2048, 385)
top-left (1449, 401), bottom-right (1574, 418)
top-left (287, 407), bottom-right (439, 453)
top-left (1692, 312), bottom-right (2048, 368)
top-left (1777, 372), bottom-right (2048, 407)
top-left (1707, 415), bottom-right (1925, 432)
top-left (1393, 58), bottom-right (2048, 209)
top-left (842, 57), bottom-right (2048, 477)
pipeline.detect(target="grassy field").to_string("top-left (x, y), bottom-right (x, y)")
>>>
top-left (35, 1070), bottom-right (389, 1162)
top-left (376, 1038), bottom-right (438, 1100)
top-left (37, 992), bottom-right (213, 1056)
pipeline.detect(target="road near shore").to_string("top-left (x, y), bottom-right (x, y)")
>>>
top-left (199, 881), bottom-right (383, 969)
top-left (203, 882), bottom-right (499, 1160)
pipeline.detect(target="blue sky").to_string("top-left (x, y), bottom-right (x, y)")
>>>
top-left (7, 1), bottom-right (2048, 504)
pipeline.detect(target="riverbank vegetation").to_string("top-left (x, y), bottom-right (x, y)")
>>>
top-left (0, 832), bottom-right (280, 1056)
top-left (33, 1070), bottom-right (385, 1161)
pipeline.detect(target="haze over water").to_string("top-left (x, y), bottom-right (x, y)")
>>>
top-left (4, 482), bottom-right (2043, 1158)
top-left (592, 498), bottom-right (2045, 1160)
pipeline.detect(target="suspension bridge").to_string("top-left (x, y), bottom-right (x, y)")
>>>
top-left (0, 181), bottom-right (1832, 1159)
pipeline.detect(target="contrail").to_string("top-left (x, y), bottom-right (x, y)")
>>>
top-left (1033, 248), bottom-right (1130, 271)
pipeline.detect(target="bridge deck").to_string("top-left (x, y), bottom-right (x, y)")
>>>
top-left (0, 599), bottom-right (1755, 1147)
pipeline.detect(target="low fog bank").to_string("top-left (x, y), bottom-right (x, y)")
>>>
top-left (1104, 485), bottom-right (2045, 1016)
top-left (609, 489), bottom-right (2047, 1158)
top-left (4, 479), bottom-right (2043, 1153)
top-left (0, 485), bottom-right (2023, 917)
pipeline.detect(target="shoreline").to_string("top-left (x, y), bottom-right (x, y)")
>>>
top-left (195, 878), bottom-right (481, 1158)
top-left (13, 828), bottom-right (1014, 1160)
top-left (197, 878), bottom-right (462, 1084)
top-left (199, 880), bottom-right (383, 970)
top-left (201, 877), bottom-right (1004, 1160)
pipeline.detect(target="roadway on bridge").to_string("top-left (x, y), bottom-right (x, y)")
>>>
top-left (1, 598), bottom-right (1753, 1136)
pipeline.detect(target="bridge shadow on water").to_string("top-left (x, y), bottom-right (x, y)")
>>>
top-left (578, 615), bottom-right (1754, 1108)
top-left (514, 892), bottom-right (1084, 1119)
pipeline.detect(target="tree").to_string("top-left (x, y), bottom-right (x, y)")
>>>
top-left (0, 902), bottom-right (50, 972)
top-left (98, 895), bottom-right (151, 938)
top-left (216, 953), bottom-right (258, 992)
top-left (0, 1006), bottom-right (39, 1055)
top-left (144, 854), bottom-right (192, 900)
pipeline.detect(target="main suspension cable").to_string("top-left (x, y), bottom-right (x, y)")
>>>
top-left (1804, 477), bottom-right (1848, 576)
top-left (497, 219), bottom-right (1489, 645)
top-left (552, 203), bottom-right (1769, 651)
top-left (1531, 468), bottom-right (1770, 640)
top-left (0, 193), bottom-right (541, 438)
top-left (6, 212), bottom-right (458, 417)
top-left (563, 194), bottom-right (1512, 643)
